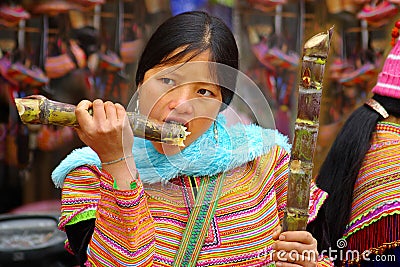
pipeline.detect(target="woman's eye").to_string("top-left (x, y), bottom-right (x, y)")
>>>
top-left (161, 78), bottom-right (175, 86)
top-left (198, 88), bottom-right (213, 96)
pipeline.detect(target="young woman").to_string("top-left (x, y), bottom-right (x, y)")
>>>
top-left (309, 24), bottom-right (400, 266)
top-left (52, 11), bottom-right (331, 267)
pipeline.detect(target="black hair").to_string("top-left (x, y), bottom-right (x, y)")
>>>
top-left (135, 11), bottom-right (239, 108)
top-left (310, 94), bottom-right (400, 254)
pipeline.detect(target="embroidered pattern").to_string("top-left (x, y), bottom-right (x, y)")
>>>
top-left (60, 146), bottom-right (330, 266)
top-left (343, 122), bottom-right (400, 258)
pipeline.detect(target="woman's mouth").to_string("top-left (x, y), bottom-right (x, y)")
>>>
top-left (165, 119), bottom-right (189, 129)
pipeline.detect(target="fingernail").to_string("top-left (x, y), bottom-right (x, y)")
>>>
top-left (276, 262), bottom-right (282, 267)
top-left (279, 234), bottom-right (285, 240)
top-left (271, 243), bottom-right (276, 250)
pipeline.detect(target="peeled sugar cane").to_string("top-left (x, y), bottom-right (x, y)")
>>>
top-left (14, 95), bottom-right (190, 146)
top-left (282, 27), bottom-right (333, 231)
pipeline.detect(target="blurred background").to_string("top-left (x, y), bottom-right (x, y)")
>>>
top-left (0, 1), bottom-right (399, 265)
top-left (0, 0), bottom-right (399, 224)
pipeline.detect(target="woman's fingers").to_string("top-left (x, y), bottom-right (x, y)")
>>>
top-left (272, 225), bottom-right (282, 241)
top-left (279, 231), bottom-right (315, 245)
top-left (76, 100), bottom-right (94, 123)
top-left (272, 231), bottom-right (318, 267)
top-left (274, 231), bottom-right (317, 252)
top-left (104, 101), bottom-right (118, 123)
top-left (273, 249), bottom-right (318, 264)
top-left (273, 240), bottom-right (318, 257)
top-left (92, 99), bottom-right (107, 125)
top-left (76, 99), bottom-right (92, 109)
top-left (76, 99), bottom-right (122, 128)
top-left (115, 103), bottom-right (127, 121)
top-left (74, 99), bottom-right (132, 157)
top-left (75, 100), bottom-right (94, 141)
top-left (115, 103), bottom-right (132, 138)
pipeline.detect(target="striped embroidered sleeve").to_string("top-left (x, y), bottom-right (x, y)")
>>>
top-left (60, 165), bottom-right (101, 231)
top-left (308, 182), bottom-right (328, 223)
top-left (86, 167), bottom-right (156, 266)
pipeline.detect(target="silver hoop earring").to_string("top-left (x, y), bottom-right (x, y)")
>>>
top-left (134, 96), bottom-right (140, 114)
top-left (213, 120), bottom-right (218, 144)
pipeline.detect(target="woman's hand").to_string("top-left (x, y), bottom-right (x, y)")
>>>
top-left (74, 99), bottom-right (134, 163)
top-left (271, 226), bottom-right (318, 267)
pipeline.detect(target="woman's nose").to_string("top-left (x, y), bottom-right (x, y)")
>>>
top-left (167, 87), bottom-right (195, 114)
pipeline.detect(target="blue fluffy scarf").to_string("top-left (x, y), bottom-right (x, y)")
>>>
top-left (52, 114), bottom-right (290, 187)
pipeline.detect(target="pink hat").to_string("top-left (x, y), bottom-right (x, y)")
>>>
top-left (371, 38), bottom-right (400, 99)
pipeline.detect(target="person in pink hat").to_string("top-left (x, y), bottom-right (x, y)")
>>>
top-left (308, 21), bottom-right (400, 266)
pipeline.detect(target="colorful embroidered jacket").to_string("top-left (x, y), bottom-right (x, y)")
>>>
top-left (342, 122), bottom-right (400, 265)
top-left (59, 145), bottom-right (332, 266)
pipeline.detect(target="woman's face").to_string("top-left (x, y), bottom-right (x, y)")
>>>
top-left (139, 50), bottom-right (223, 155)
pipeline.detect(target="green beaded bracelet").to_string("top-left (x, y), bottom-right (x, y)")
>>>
top-left (113, 169), bottom-right (139, 190)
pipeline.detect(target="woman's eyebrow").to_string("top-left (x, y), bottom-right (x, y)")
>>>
top-left (167, 71), bottom-right (184, 79)
top-left (156, 66), bottom-right (185, 79)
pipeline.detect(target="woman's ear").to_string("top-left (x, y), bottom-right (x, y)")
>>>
top-left (134, 83), bottom-right (141, 97)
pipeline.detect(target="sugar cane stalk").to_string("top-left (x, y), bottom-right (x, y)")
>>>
top-left (282, 27), bottom-right (333, 231)
top-left (14, 95), bottom-right (190, 146)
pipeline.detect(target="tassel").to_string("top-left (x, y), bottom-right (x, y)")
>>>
top-left (391, 20), bottom-right (400, 47)
top-left (345, 214), bottom-right (400, 265)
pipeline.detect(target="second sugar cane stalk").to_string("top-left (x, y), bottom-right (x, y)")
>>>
top-left (14, 95), bottom-right (190, 147)
top-left (282, 28), bottom-right (333, 231)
